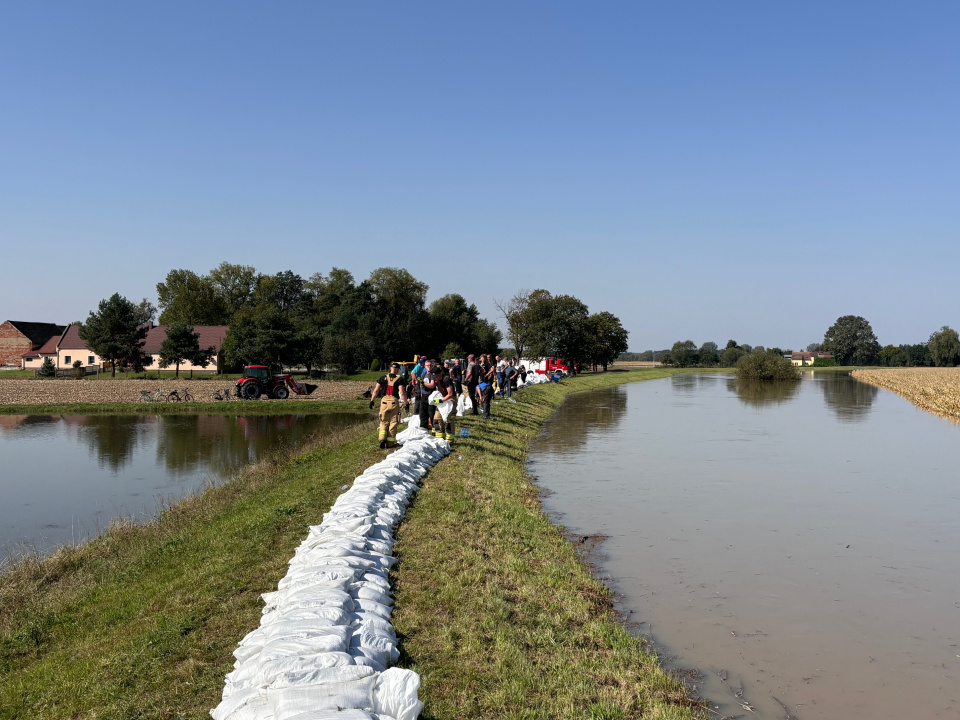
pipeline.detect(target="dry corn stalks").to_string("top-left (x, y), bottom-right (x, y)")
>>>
top-left (851, 368), bottom-right (960, 423)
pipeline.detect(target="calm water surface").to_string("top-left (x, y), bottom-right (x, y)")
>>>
top-left (0, 413), bottom-right (368, 555)
top-left (528, 373), bottom-right (960, 720)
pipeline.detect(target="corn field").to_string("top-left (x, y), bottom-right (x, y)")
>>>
top-left (851, 368), bottom-right (960, 423)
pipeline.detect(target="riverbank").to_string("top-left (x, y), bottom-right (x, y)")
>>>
top-left (0, 369), bottom-right (701, 719)
top-left (852, 367), bottom-right (960, 423)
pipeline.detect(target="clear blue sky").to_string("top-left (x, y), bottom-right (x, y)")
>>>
top-left (2, 2), bottom-right (957, 351)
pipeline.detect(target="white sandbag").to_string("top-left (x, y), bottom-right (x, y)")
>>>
top-left (283, 710), bottom-right (381, 720)
top-left (456, 393), bottom-right (466, 416)
top-left (352, 597), bottom-right (393, 619)
top-left (263, 620), bottom-right (353, 644)
top-left (257, 634), bottom-right (351, 665)
top-left (269, 663), bottom-right (376, 690)
top-left (267, 673), bottom-right (377, 719)
top-left (371, 668), bottom-right (424, 720)
top-left (353, 584), bottom-right (393, 607)
top-left (254, 652), bottom-right (356, 688)
top-left (210, 686), bottom-right (268, 720)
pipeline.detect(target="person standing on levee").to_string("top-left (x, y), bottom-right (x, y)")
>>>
top-left (370, 362), bottom-right (408, 448)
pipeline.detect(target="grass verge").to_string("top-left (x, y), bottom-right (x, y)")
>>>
top-left (1, 369), bottom-right (701, 719)
top-left (0, 398), bottom-right (368, 416)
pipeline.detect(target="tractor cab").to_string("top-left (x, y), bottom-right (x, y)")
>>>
top-left (243, 365), bottom-right (271, 382)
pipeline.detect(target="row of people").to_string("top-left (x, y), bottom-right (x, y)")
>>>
top-left (369, 354), bottom-right (530, 448)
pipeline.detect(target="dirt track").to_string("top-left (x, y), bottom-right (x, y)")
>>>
top-left (0, 378), bottom-right (372, 405)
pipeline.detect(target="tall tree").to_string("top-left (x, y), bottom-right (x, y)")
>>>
top-left (928, 326), bottom-right (960, 367)
top-left (367, 267), bottom-right (428, 364)
top-left (157, 269), bottom-right (227, 325)
top-left (586, 311), bottom-right (630, 371)
top-left (79, 294), bottom-right (153, 377)
top-left (822, 315), bottom-right (880, 365)
top-left (427, 294), bottom-right (481, 358)
top-left (699, 341), bottom-right (720, 367)
top-left (670, 340), bottom-right (699, 368)
top-left (158, 323), bottom-right (215, 377)
top-left (471, 318), bottom-right (503, 357)
top-left (222, 303), bottom-right (295, 370)
top-left (495, 290), bottom-right (536, 360)
top-left (208, 262), bottom-right (258, 318)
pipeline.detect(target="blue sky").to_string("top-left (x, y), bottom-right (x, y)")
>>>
top-left (2, 2), bottom-right (957, 351)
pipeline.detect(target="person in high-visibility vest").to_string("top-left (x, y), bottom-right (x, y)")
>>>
top-left (370, 362), bottom-right (408, 448)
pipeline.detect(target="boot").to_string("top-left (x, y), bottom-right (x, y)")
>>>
top-left (379, 438), bottom-right (387, 449)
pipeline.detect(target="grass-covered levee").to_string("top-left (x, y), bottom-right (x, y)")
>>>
top-left (0, 368), bottom-right (704, 720)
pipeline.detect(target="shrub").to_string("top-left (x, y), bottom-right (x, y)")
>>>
top-left (812, 357), bottom-right (837, 367)
top-left (370, 359), bottom-right (380, 372)
top-left (735, 352), bottom-right (800, 381)
top-left (38, 357), bottom-right (55, 377)
top-left (72, 359), bottom-right (85, 379)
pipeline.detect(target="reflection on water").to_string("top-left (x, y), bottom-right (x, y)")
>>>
top-left (816, 371), bottom-right (879, 421)
top-left (728, 377), bottom-right (801, 407)
top-left (543, 386), bottom-right (629, 455)
top-left (529, 372), bottom-right (960, 720)
top-left (0, 413), bottom-right (368, 554)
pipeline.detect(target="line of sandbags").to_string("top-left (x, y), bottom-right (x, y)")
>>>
top-left (210, 435), bottom-right (451, 720)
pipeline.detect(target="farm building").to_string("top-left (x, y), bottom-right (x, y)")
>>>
top-left (0, 321), bottom-right (66, 367)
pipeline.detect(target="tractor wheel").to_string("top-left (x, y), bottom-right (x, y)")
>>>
top-left (242, 382), bottom-right (262, 400)
top-left (273, 386), bottom-right (290, 400)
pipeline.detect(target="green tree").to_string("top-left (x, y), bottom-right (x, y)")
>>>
top-left (496, 290), bottom-right (537, 360)
top-left (367, 267), bottom-right (428, 364)
top-left (79, 294), bottom-right (153, 377)
top-left (223, 303), bottom-right (295, 369)
top-left (699, 341), bottom-right (720, 367)
top-left (72, 359), bottom-right (84, 379)
top-left (670, 340), bottom-right (699, 368)
top-left (157, 269), bottom-right (227, 325)
top-left (442, 342), bottom-right (466, 360)
top-left (38, 356), bottom-right (55, 377)
top-left (735, 352), bottom-right (800, 381)
top-left (720, 346), bottom-right (746, 367)
top-left (471, 318), bottom-right (503, 357)
top-left (524, 291), bottom-right (590, 367)
top-left (928, 326), bottom-right (960, 367)
top-left (159, 323), bottom-right (215, 377)
top-left (208, 262), bottom-right (258, 317)
top-left (586, 311), bottom-right (630, 371)
top-left (822, 315), bottom-right (880, 366)
top-left (427, 294), bottom-right (481, 358)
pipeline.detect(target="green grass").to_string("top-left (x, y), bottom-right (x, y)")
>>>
top-left (0, 398), bottom-right (370, 416)
top-left (0, 368), bottom-right (702, 720)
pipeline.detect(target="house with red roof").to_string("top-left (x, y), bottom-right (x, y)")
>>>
top-left (19, 323), bottom-right (230, 374)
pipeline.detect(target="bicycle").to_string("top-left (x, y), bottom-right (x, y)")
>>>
top-left (166, 389), bottom-right (194, 403)
top-left (139, 389), bottom-right (167, 402)
top-left (213, 388), bottom-right (233, 402)
top-left (138, 390), bottom-right (155, 403)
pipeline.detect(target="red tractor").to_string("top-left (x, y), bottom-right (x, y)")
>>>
top-left (235, 365), bottom-right (307, 400)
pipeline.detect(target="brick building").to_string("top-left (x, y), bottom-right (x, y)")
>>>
top-left (0, 321), bottom-right (66, 367)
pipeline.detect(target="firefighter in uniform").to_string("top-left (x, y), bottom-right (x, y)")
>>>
top-left (370, 362), bottom-right (408, 448)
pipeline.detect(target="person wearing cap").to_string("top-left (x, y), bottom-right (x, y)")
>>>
top-left (449, 358), bottom-right (463, 396)
top-left (370, 362), bottom-right (408, 449)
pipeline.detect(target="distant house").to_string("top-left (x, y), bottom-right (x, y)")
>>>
top-left (20, 322), bottom-right (230, 374)
top-left (142, 324), bottom-right (229, 373)
top-left (56, 324), bottom-right (103, 369)
top-left (1, 321), bottom-right (67, 367)
top-left (790, 351), bottom-right (834, 367)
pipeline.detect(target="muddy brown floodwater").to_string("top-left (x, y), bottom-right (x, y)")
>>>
top-left (528, 373), bottom-right (960, 720)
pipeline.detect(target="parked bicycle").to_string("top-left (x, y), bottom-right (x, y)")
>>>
top-left (212, 388), bottom-right (233, 402)
top-left (138, 389), bottom-right (168, 403)
top-left (166, 389), bottom-right (194, 403)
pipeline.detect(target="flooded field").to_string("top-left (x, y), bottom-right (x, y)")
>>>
top-left (528, 373), bottom-right (960, 719)
top-left (0, 412), bottom-right (369, 555)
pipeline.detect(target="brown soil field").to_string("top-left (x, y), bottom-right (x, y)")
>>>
top-left (851, 367), bottom-right (960, 423)
top-left (0, 378), bottom-right (372, 406)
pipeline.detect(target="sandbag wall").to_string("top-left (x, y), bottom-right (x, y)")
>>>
top-left (211, 433), bottom-right (448, 720)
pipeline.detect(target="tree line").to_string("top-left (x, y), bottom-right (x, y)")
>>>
top-left (74, 263), bottom-right (629, 375)
top-left (622, 315), bottom-right (960, 369)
